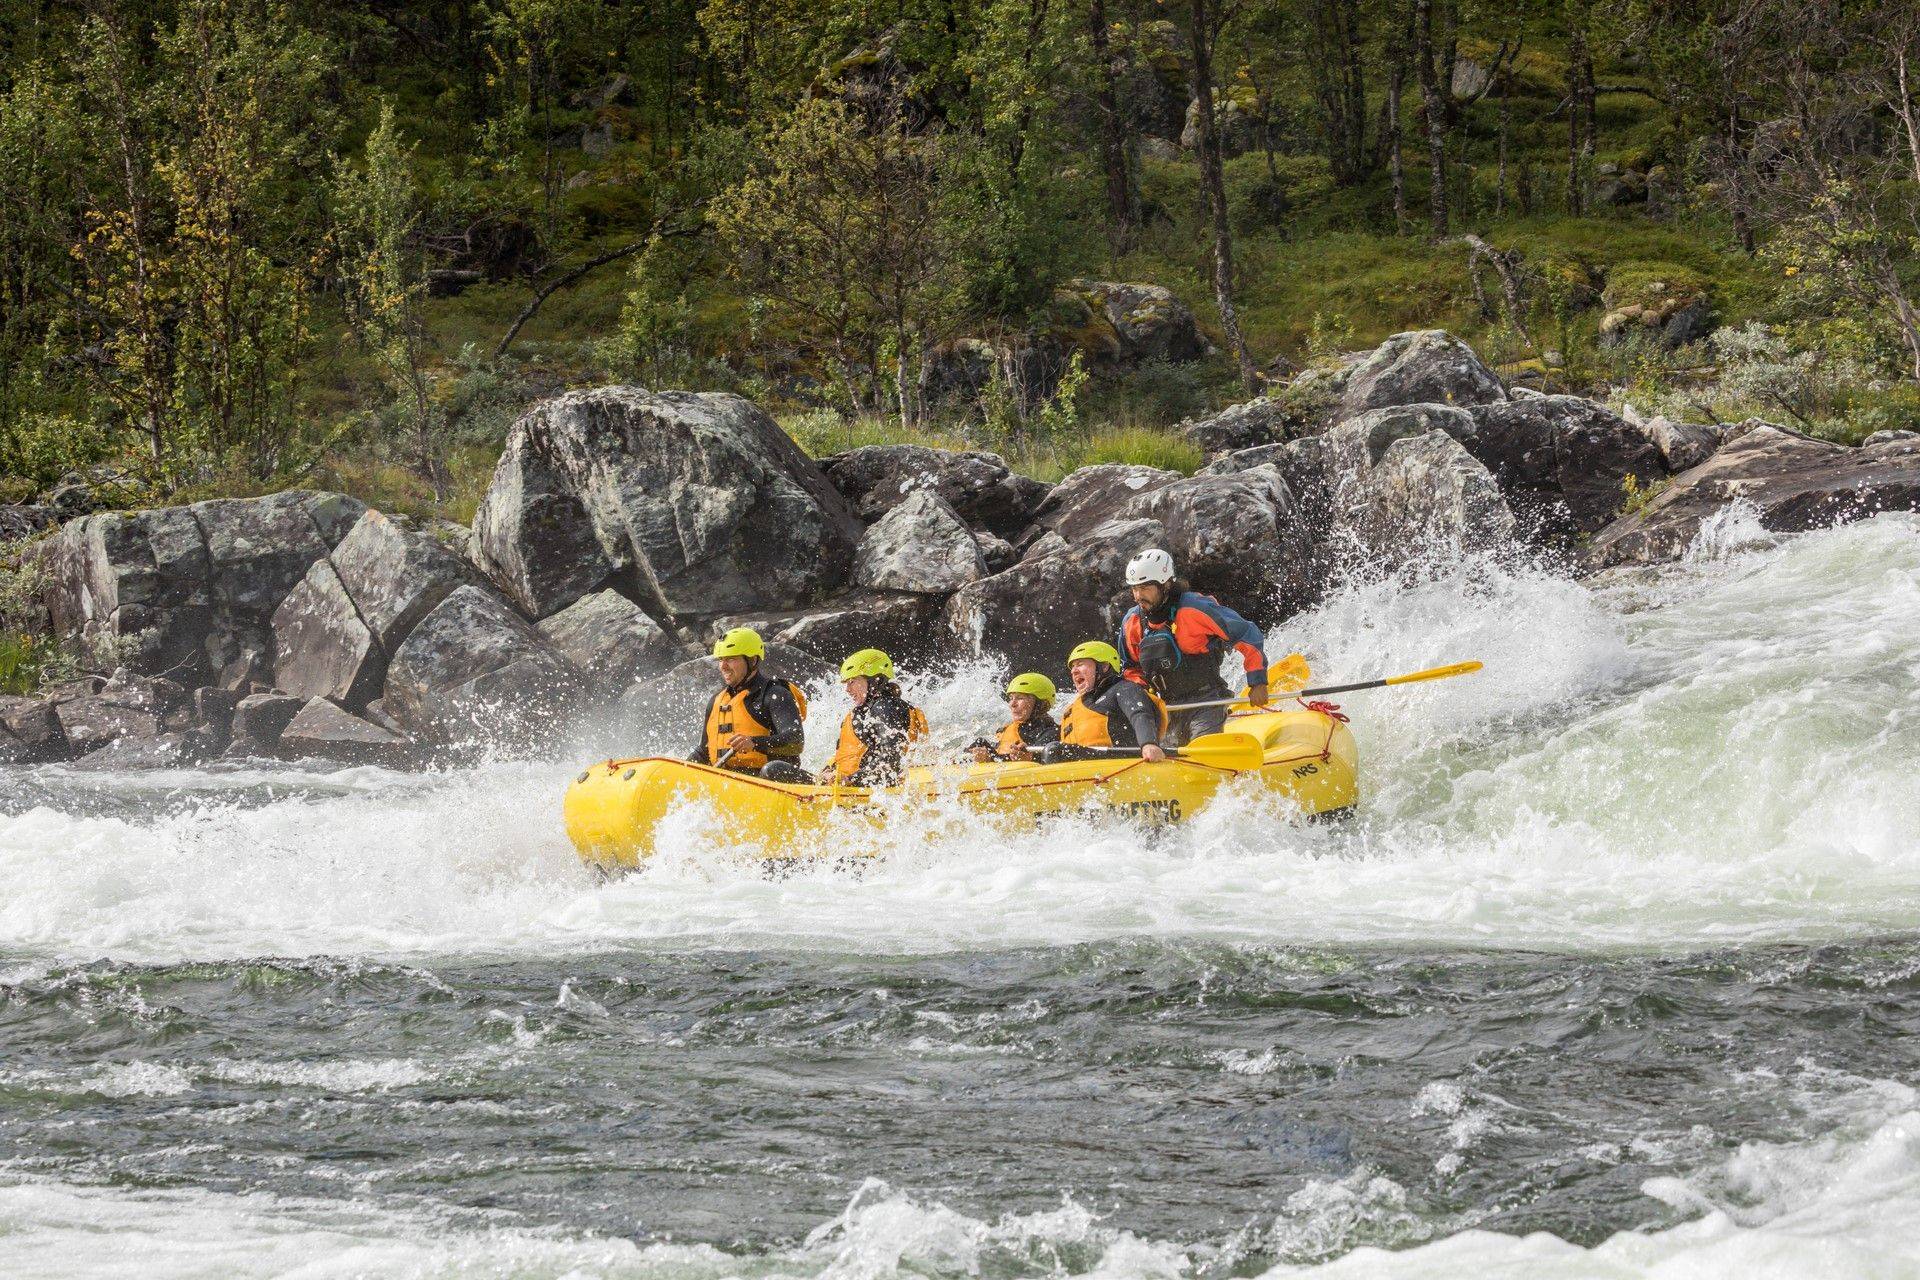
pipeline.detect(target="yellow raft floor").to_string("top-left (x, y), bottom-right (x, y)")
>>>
top-left (563, 705), bottom-right (1357, 871)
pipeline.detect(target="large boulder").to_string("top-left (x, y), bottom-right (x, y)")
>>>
top-left (534, 589), bottom-right (687, 697)
top-left (818, 444), bottom-right (1050, 538)
top-left (271, 560), bottom-right (383, 707)
top-left (329, 511), bottom-right (474, 653)
top-left (1201, 436), bottom-right (1334, 512)
top-left (0, 505), bottom-right (56, 542)
top-left (230, 692), bottom-right (304, 754)
top-left (1070, 280), bottom-right (1209, 365)
top-left (710, 591), bottom-right (946, 667)
top-left (278, 697), bottom-right (411, 766)
top-left (1634, 414), bottom-right (1721, 473)
top-left (50, 669), bottom-right (178, 756)
top-left (1326, 407), bottom-right (1518, 556)
top-left (945, 517), bottom-right (1168, 676)
top-left (1123, 467), bottom-right (1316, 615)
top-left (851, 490), bottom-right (986, 594)
top-left (1029, 464), bottom-right (1181, 542)
top-left (1333, 330), bottom-right (1507, 423)
top-left (1588, 427), bottom-right (1920, 567)
top-left (1460, 396), bottom-right (1673, 543)
top-left (0, 695), bottom-right (69, 762)
top-left (1178, 398), bottom-right (1288, 456)
top-left (470, 387), bottom-right (862, 621)
top-left (36, 491), bottom-right (364, 689)
top-left (383, 585), bottom-right (583, 744)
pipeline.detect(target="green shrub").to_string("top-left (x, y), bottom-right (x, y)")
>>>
top-left (1837, 382), bottom-right (1920, 444)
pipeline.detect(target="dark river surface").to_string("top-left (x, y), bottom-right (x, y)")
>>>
top-left (3, 518), bottom-right (1919, 1277)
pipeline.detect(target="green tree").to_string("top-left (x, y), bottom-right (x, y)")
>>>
top-left (332, 101), bottom-right (442, 495)
top-left (712, 92), bottom-right (982, 426)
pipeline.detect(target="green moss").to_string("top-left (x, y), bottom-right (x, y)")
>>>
top-left (1601, 260), bottom-right (1714, 311)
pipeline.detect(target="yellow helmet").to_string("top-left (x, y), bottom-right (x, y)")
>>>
top-left (710, 627), bottom-right (765, 660)
top-left (1067, 640), bottom-right (1122, 671)
top-left (839, 648), bottom-right (895, 681)
top-left (1005, 672), bottom-right (1056, 703)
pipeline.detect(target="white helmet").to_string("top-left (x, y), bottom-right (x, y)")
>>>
top-left (1125, 548), bottom-right (1176, 586)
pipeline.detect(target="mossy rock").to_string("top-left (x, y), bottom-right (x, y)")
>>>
top-left (1046, 288), bottom-right (1124, 363)
top-left (1600, 261), bottom-right (1713, 316)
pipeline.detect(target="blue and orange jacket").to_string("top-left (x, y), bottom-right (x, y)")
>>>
top-left (1119, 592), bottom-right (1268, 701)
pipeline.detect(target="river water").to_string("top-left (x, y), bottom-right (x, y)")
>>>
top-left (3, 510), bottom-right (1918, 1279)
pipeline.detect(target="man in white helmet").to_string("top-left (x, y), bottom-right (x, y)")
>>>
top-left (1116, 548), bottom-right (1270, 745)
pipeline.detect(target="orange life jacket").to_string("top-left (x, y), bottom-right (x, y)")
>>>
top-left (704, 678), bottom-right (808, 770)
top-left (833, 703), bottom-right (928, 783)
top-left (1059, 684), bottom-right (1168, 748)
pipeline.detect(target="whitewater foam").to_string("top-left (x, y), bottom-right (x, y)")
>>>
top-left (1, 516), bottom-right (1916, 966)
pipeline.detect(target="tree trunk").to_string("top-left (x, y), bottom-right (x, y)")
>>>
top-left (1896, 46), bottom-right (1920, 183)
top-left (1496, 65), bottom-right (1510, 216)
top-left (1387, 22), bottom-right (1407, 232)
top-left (1089, 0), bottom-right (1137, 255)
top-left (1186, 0), bottom-right (1256, 389)
top-left (1566, 8), bottom-right (1593, 215)
top-left (1414, 0), bottom-right (1448, 235)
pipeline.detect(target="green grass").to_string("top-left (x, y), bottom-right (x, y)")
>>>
top-left (778, 411), bottom-right (1205, 481)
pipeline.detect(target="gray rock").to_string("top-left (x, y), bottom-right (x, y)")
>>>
top-left (0, 695), bottom-right (68, 762)
top-left (471, 388), bottom-right (862, 622)
top-left (945, 517), bottom-right (1168, 676)
top-left (1862, 429), bottom-right (1919, 448)
top-left (464, 427), bottom-right (614, 620)
top-left (1461, 396), bottom-right (1673, 542)
top-left (66, 731), bottom-right (209, 771)
top-left (330, 510), bottom-right (474, 652)
top-left (230, 692), bottom-right (304, 753)
top-left (271, 559), bottom-right (383, 707)
top-left (1071, 280), bottom-right (1209, 364)
top-left (54, 683), bottom-right (166, 756)
top-left (1662, 297), bottom-right (1715, 348)
top-left (1124, 466), bottom-right (1316, 615)
top-left (819, 444), bottom-right (1051, 538)
top-left (34, 490), bottom-right (365, 689)
top-left (1030, 464), bottom-right (1181, 542)
top-left (710, 593), bottom-right (945, 667)
top-left (535, 589), bottom-right (686, 695)
top-left (1638, 415), bottom-right (1721, 473)
top-left (383, 585), bottom-right (583, 744)
top-left (976, 531), bottom-right (1017, 574)
top-left (852, 490), bottom-right (987, 594)
top-left (1334, 330), bottom-right (1507, 423)
top-left (1588, 426), bottom-right (1920, 567)
top-left (1201, 436), bottom-right (1334, 510)
top-left (1326, 409), bottom-right (1518, 556)
top-left (0, 504), bottom-right (56, 541)
top-left (279, 698), bottom-right (411, 765)
top-left (1178, 397), bottom-right (1288, 455)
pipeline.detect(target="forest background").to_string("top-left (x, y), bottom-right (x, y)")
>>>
top-left (5, 0), bottom-right (1920, 521)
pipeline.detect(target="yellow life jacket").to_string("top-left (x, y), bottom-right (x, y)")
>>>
top-left (1059, 683), bottom-right (1168, 748)
top-left (832, 703), bottom-right (928, 783)
top-left (994, 720), bottom-right (1026, 754)
top-left (1059, 694), bottom-right (1113, 747)
top-left (704, 678), bottom-right (809, 770)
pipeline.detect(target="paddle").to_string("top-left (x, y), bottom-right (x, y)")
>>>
top-left (713, 747), bottom-right (737, 768)
top-left (1077, 732), bottom-right (1264, 771)
top-left (1165, 659), bottom-right (1484, 711)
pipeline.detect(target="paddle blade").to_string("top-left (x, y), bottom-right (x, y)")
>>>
top-left (1384, 660), bottom-right (1483, 686)
top-left (1173, 732), bottom-right (1265, 771)
top-left (1269, 652), bottom-right (1311, 693)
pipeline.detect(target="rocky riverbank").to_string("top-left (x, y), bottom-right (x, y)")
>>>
top-left (5, 328), bottom-right (1917, 769)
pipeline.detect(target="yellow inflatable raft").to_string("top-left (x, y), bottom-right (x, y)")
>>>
top-left (564, 705), bottom-right (1357, 871)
